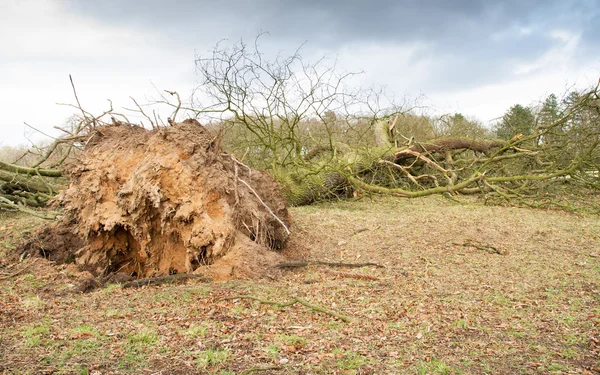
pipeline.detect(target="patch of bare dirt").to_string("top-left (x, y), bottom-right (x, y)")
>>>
top-left (17, 224), bottom-right (82, 264)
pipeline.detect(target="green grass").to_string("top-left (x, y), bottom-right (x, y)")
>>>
top-left (263, 344), bottom-right (280, 357)
top-left (128, 327), bottom-right (158, 347)
top-left (21, 274), bottom-right (45, 288)
top-left (276, 334), bottom-right (307, 346)
top-left (326, 320), bottom-right (343, 331)
top-left (336, 351), bottom-right (368, 370)
top-left (415, 359), bottom-right (461, 375)
top-left (21, 294), bottom-right (44, 310)
top-left (100, 283), bottom-right (122, 295)
top-left (21, 320), bottom-right (51, 348)
top-left (182, 324), bottom-right (208, 339)
top-left (195, 348), bottom-right (232, 368)
top-left (71, 324), bottom-right (100, 337)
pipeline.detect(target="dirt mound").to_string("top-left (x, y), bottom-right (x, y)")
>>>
top-left (50, 119), bottom-right (291, 279)
top-left (18, 224), bottom-right (83, 264)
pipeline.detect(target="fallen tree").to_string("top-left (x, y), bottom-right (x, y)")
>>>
top-left (0, 161), bottom-right (63, 216)
top-left (154, 37), bottom-right (594, 212)
top-left (2, 41), bottom-right (599, 216)
top-left (260, 89), bottom-right (598, 209)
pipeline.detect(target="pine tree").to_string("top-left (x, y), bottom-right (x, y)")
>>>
top-left (496, 104), bottom-right (535, 140)
top-left (538, 93), bottom-right (559, 126)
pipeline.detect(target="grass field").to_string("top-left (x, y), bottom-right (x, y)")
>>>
top-left (1, 196), bottom-right (599, 374)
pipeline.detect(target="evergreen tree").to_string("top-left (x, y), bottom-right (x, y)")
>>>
top-left (538, 93), bottom-right (559, 126)
top-left (496, 104), bottom-right (536, 140)
top-left (561, 91), bottom-right (583, 131)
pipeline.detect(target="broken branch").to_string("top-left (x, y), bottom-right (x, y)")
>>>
top-left (121, 274), bottom-right (211, 288)
top-left (273, 260), bottom-right (384, 269)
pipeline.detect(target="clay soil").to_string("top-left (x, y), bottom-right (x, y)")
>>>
top-left (1, 196), bottom-right (600, 374)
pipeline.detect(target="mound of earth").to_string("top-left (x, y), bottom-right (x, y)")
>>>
top-left (41, 119), bottom-right (291, 280)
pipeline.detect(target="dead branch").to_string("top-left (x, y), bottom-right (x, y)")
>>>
top-left (453, 241), bottom-right (505, 255)
top-left (238, 178), bottom-right (291, 235)
top-left (219, 295), bottom-right (354, 322)
top-left (0, 196), bottom-right (57, 220)
top-left (378, 159), bottom-right (423, 188)
top-left (399, 138), bottom-right (507, 157)
top-left (393, 149), bottom-right (449, 175)
top-left (348, 173), bottom-right (483, 198)
top-left (127, 97), bottom-right (157, 129)
top-left (0, 161), bottom-right (62, 177)
top-left (23, 122), bottom-right (59, 140)
top-left (69, 75), bottom-right (90, 126)
top-left (30, 138), bottom-right (70, 168)
top-left (0, 170), bottom-right (59, 193)
top-left (321, 269), bottom-right (380, 281)
top-left (121, 274), bottom-right (211, 288)
top-left (0, 263), bottom-right (32, 281)
top-left (164, 90), bottom-right (182, 123)
top-left (273, 260), bottom-right (384, 269)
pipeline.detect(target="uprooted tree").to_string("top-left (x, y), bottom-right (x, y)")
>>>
top-left (1, 38), bottom-right (599, 283)
top-left (11, 116), bottom-right (293, 280)
top-left (2, 38), bottom-right (600, 219)
top-left (155, 38), bottom-right (600, 211)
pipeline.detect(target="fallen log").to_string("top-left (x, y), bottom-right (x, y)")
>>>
top-left (0, 170), bottom-right (59, 193)
top-left (0, 161), bottom-right (62, 177)
top-left (394, 138), bottom-right (507, 162)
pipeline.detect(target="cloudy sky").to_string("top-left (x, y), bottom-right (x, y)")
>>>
top-left (1, 0), bottom-right (599, 146)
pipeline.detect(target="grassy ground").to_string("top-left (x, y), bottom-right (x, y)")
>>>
top-left (1, 197), bottom-right (599, 374)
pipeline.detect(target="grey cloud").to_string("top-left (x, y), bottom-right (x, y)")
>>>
top-left (64, 0), bottom-right (600, 94)
top-left (65, 0), bottom-right (592, 44)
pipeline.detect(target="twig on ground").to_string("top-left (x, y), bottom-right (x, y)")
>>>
top-left (121, 274), bottom-right (211, 288)
top-left (0, 263), bottom-right (32, 281)
top-left (321, 269), bottom-right (380, 281)
top-left (453, 241), bottom-right (504, 255)
top-left (351, 227), bottom-right (369, 237)
top-left (273, 260), bottom-right (384, 269)
top-left (219, 295), bottom-right (354, 322)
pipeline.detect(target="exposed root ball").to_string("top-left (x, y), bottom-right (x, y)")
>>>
top-left (54, 119), bottom-right (291, 279)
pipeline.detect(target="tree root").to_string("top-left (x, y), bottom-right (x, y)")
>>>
top-left (121, 274), bottom-right (211, 288)
top-left (69, 273), bottom-right (211, 293)
top-left (219, 295), bottom-right (354, 322)
top-left (272, 260), bottom-right (384, 269)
